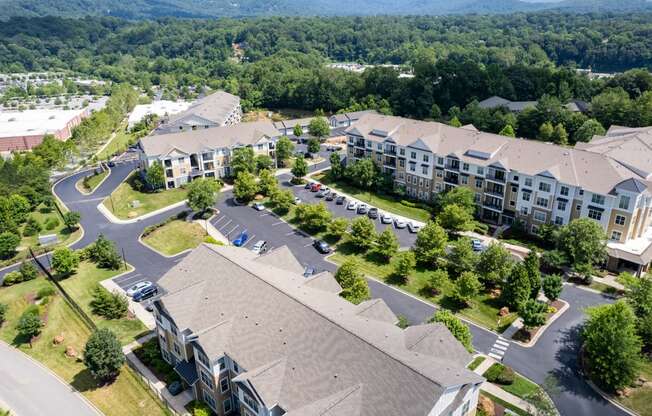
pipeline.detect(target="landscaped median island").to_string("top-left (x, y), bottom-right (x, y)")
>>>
top-left (141, 212), bottom-right (210, 256)
top-left (76, 167), bottom-right (109, 194)
top-left (103, 172), bottom-right (188, 220)
top-left (0, 238), bottom-right (167, 415)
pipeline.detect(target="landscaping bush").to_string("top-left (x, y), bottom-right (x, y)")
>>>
top-left (23, 217), bottom-right (42, 236)
top-left (134, 339), bottom-right (181, 385)
top-left (87, 234), bottom-right (122, 270)
top-left (19, 261), bottom-right (38, 281)
top-left (0, 232), bottom-right (20, 259)
top-left (36, 286), bottom-right (55, 300)
top-left (484, 363), bottom-right (515, 385)
top-left (90, 286), bottom-right (128, 319)
top-left (203, 236), bottom-right (223, 245)
top-left (0, 303), bottom-right (7, 326)
top-left (44, 217), bottom-right (60, 230)
top-left (186, 401), bottom-right (213, 416)
top-left (2, 271), bottom-right (23, 286)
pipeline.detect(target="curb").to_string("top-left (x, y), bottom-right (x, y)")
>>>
top-left (0, 340), bottom-right (104, 416)
top-left (97, 199), bottom-right (189, 224)
top-left (74, 164), bottom-right (112, 196)
top-left (585, 379), bottom-right (638, 416)
top-left (509, 299), bottom-right (570, 348)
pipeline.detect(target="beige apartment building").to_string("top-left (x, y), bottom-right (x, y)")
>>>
top-left (346, 114), bottom-right (652, 275)
top-left (139, 121), bottom-right (279, 189)
top-left (153, 244), bottom-right (483, 416)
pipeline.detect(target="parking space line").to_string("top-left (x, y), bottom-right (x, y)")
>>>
top-left (218, 219), bottom-right (232, 230)
top-left (260, 213), bottom-right (270, 217)
top-left (303, 242), bottom-right (314, 247)
top-left (242, 234), bottom-right (256, 247)
top-left (272, 221), bottom-right (285, 226)
top-left (226, 224), bottom-right (240, 236)
top-left (285, 231), bottom-right (296, 236)
top-left (213, 216), bottom-right (227, 225)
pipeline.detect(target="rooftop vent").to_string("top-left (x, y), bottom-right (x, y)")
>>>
top-left (370, 129), bottom-right (388, 137)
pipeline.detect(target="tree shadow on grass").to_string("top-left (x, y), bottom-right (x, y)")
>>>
top-left (11, 332), bottom-right (32, 348)
top-left (71, 368), bottom-right (103, 393)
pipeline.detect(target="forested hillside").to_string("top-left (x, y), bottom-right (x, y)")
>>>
top-left (0, 0), bottom-right (650, 19)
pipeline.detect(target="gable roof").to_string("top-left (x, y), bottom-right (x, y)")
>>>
top-left (164, 91), bottom-right (240, 127)
top-left (156, 244), bottom-right (481, 416)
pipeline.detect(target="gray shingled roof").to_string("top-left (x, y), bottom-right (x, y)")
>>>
top-left (157, 244), bottom-right (481, 416)
top-left (166, 91), bottom-right (240, 126)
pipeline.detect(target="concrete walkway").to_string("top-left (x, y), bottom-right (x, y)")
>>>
top-left (101, 278), bottom-right (156, 330)
top-left (472, 355), bottom-right (532, 414)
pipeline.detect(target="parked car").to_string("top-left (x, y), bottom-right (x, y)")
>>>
top-left (325, 192), bottom-right (337, 201)
top-left (251, 240), bottom-right (268, 255)
top-left (380, 212), bottom-right (393, 224)
top-left (303, 266), bottom-right (315, 278)
top-left (126, 281), bottom-right (153, 297)
top-left (293, 196), bottom-right (302, 204)
top-left (305, 182), bottom-right (313, 189)
top-left (313, 240), bottom-right (331, 254)
top-left (336, 196), bottom-right (346, 205)
top-left (304, 152), bottom-right (314, 159)
top-left (316, 188), bottom-right (330, 198)
top-left (310, 183), bottom-right (322, 192)
top-left (357, 204), bottom-right (369, 214)
top-left (471, 239), bottom-right (485, 252)
top-left (252, 202), bottom-right (265, 211)
top-left (407, 222), bottom-right (421, 233)
top-left (167, 381), bottom-right (183, 396)
top-left (107, 161), bottom-right (116, 167)
top-left (232, 230), bottom-right (249, 247)
top-left (346, 200), bottom-right (358, 210)
top-left (367, 207), bottom-right (379, 219)
top-left (133, 285), bottom-right (158, 302)
top-left (394, 218), bottom-right (407, 229)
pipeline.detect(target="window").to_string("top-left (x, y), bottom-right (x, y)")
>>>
top-left (423, 154), bottom-right (429, 163)
top-left (615, 215), bottom-right (626, 226)
top-left (555, 216), bottom-right (564, 225)
top-left (436, 170), bottom-right (443, 178)
top-left (511, 186), bottom-right (517, 193)
top-left (535, 197), bottom-right (548, 208)
top-left (376, 154), bottom-right (381, 162)
top-left (611, 231), bottom-right (622, 241)
top-left (202, 389), bottom-right (216, 410)
top-left (534, 211), bottom-right (546, 222)
top-left (461, 176), bottom-right (468, 185)
top-left (462, 163), bottom-right (469, 171)
top-left (524, 178), bottom-right (532, 187)
top-left (521, 207), bottom-right (528, 215)
top-left (366, 141), bottom-right (372, 148)
top-left (422, 166), bottom-right (428, 175)
top-left (171, 326), bottom-right (177, 336)
top-left (522, 192), bottom-right (531, 202)
top-left (219, 377), bottom-right (229, 393)
top-left (200, 370), bottom-right (214, 389)
top-left (161, 349), bottom-right (170, 363)
top-left (177, 157), bottom-right (185, 163)
top-left (462, 401), bottom-right (470, 416)
top-left (173, 342), bottom-right (181, 356)
top-left (218, 357), bottom-right (226, 372)
top-left (233, 361), bottom-right (239, 373)
top-left (223, 398), bottom-right (232, 414)
top-left (475, 178), bottom-right (483, 188)
top-left (399, 159), bottom-right (405, 168)
top-left (579, 189), bottom-right (584, 196)
top-left (477, 167), bottom-right (484, 175)
top-left (620, 195), bottom-right (631, 210)
top-left (410, 151), bottom-right (416, 159)
top-left (399, 148), bottom-right (405, 156)
top-left (588, 208), bottom-right (602, 221)
top-left (591, 194), bottom-right (605, 205)
top-left (557, 200), bottom-right (567, 211)
top-left (513, 175), bottom-right (519, 181)
top-left (197, 352), bottom-right (210, 369)
top-left (437, 157), bottom-right (444, 165)
top-left (474, 193), bottom-right (481, 203)
top-left (560, 186), bottom-right (569, 196)
top-left (409, 162), bottom-right (416, 172)
top-left (539, 182), bottom-right (551, 192)
top-left (435, 183), bottom-right (441, 191)
top-left (377, 143), bottom-right (382, 151)
top-left (164, 159), bottom-right (172, 168)
top-left (242, 392), bottom-right (259, 413)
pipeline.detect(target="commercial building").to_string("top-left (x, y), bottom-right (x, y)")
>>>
top-left (155, 91), bottom-right (242, 135)
top-left (139, 120), bottom-right (279, 189)
top-left (346, 114), bottom-right (652, 274)
top-left (154, 244), bottom-right (482, 416)
top-left (0, 108), bottom-right (89, 152)
top-left (128, 100), bottom-right (191, 129)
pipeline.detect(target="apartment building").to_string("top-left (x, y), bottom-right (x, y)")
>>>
top-left (139, 121), bottom-right (279, 189)
top-left (155, 91), bottom-right (242, 135)
top-left (273, 110), bottom-right (377, 136)
top-left (346, 114), bottom-right (652, 274)
top-left (153, 244), bottom-right (483, 416)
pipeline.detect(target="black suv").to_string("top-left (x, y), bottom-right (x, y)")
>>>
top-left (336, 196), bottom-right (346, 205)
top-left (313, 240), bottom-right (331, 254)
top-left (367, 207), bottom-right (379, 219)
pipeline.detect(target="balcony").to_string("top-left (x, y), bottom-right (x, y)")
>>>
top-left (444, 173), bottom-right (459, 185)
top-left (482, 196), bottom-right (503, 211)
top-left (484, 184), bottom-right (505, 198)
top-left (384, 147), bottom-right (397, 156)
top-left (190, 167), bottom-right (203, 177)
top-left (355, 139), bottom-right (365, 148)
top-left (353, 149), bottom-right (365, 158)
top-left (384, 157), bottom-right (396, 168)
top-left (444, 161), bottom-right (460, 171)
top-left (486, 171), bottom-right (506, 183)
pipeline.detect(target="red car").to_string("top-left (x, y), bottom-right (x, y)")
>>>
top-left (310, 183), bottom-right (322, 192)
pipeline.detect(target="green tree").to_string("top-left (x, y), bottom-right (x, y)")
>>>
top-left (583, 301), bottom-right (642, 391)
top-left (16, 312), bottom-right (42, 348)
top-left (257, 169), bottom-right (278, 196)
top-left (447, 238), bottom-right (479, 277)
top-left (440, 187), bottom-right (475, 215)
top-left (145, 161), bottom-right (165, 190)
top-left (334, 259), bottom-right (370, 305)
top-left (438, 204), bottom-right (474, 233)
top-left (345, 158), bottom-right (377, 190)
top-left (453, 271), bottom-right (481, 306)
top-left (327, 217), bottom-right (349, 240)
top-left (187, 178), bottom-right (221, 214)
top-left (499, 124), bottom-right (516, 137)
top-left (520, 299), bottom-right (548, 331)
top-left (574, 119), bottom-right (606, 143)
top-left (625, 275), bottom-right (652, 346)
top-left (88, 234), bottom-right (122, 270)
top-left (51, 247), bottom-right (79, 276)
top-left (308, 117), bottom-right (330, 141)
top-left (523, 251), bottom-right (541, 299)
top-left (0, 303), bottom-right (7, 326)
top-left (307, 138), bottom-right (320, 154)
top-left (558, 218), bottom-right (607, 270)
top-left (476, 243), bottom-right (513, 287)
top-left (90, 286), bottom-right (128, 319)
top-left (502, 263), bottom-right (531, 311)
top-left (294, 203), bottom-right (331, 231)
top-left (83, 328), bottom-right (125, 381)
top-left (393, 251), bottom-right (416, 281)
top-left (591, 88), bottom-right (633, 128)
top-left (0, 232), bottom-right (20, 259)
top-left (19, 261), bottom-right (38, 281)
top-left (538, 121), bottom-right (554, 141)
top-left (430, 309), bottom-right (473, 352)
top-left (293, 123), bottom-right (303, 138)
top-left (424, 269), bottom-right (450, 295)
top-left (375, 229), bottom-right (399, 261)
top-left (349, 217), bottom-right (377, 251)
top-left (414, 221), bottom-right (448, 268)
top-left (552, 123), bottom-right (568, 145)
top-left (329, 152), bottom-right (343, 179)
top-left (233, 171), bottom-right (258, 202)
top-left (230, 147), bottom-right (255, 178)
top-left (8, 194), bottom-right (30, 224)
top-left (542, 274), bottom-right (563, 302)
top-left (291, 154), bottom-right (308, 180)
top-left (255, 154), bottom-right (274, 172)
top-left (270, 189), bottom-right (294, 214)
top-left (449, 116), bottom-right (462, 127)
top-left (62, 211), bottom-right (81, 231)
top-left (275, 136), bottom-right (294, 167)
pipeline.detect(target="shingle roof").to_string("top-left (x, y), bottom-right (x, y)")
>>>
top-left (166, 91), bottom-right (240, 126)
top-left (140, 120), bottom-right (279, 157)
top-left (157, 244), bottom-right (481, 416)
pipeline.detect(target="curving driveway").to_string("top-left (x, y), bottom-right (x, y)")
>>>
top-left (0, 157), bottom-right (629, 416)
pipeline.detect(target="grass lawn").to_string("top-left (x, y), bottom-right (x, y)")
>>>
top-left (103, 173), bottom-right (188, 219)
top-left (97, 123), bottom-right (137, 160)
top-left (329, 244), bottom-right (518, 332)
top-left (58, 261), bottom-right (149, 345)
top-left (77, 169), bottom-right (109, 194)
top-left (480, 391), bottom-right (529, 416)
top-left (616, 360), bottom-right (652, 416)
top-left (312, 172), bottom-right (432, 222)
top-left (0, 277), bottom-right (168, 416)
top-left (468, 356), bottom-right (486, 371)
top-left (142, 219), bottom-right (207, 256)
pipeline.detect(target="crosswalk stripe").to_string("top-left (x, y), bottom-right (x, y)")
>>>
top-left (488, 352), bottom-right (503, 360)
top-left (490, 348), bottom-right (505, 356)
top-left (495, 340), bottom-right (510, 347)
top-left (493, 344), bottom-right (508, 351)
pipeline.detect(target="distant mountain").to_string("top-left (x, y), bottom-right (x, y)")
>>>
top-left (0, 0), bottom-right (650, 19)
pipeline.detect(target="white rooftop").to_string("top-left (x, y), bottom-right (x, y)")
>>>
top-left (0, 108), bottom-right (86, 138)
top-left (608, 226), bottom-right (652, 256)
top-left (128, 100), bottom-right (191, 128)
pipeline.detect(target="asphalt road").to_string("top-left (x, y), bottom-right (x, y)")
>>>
top-left (0, 341), bottom-right (99, 416)
top-left (0, 151), bottom-right (629, 416)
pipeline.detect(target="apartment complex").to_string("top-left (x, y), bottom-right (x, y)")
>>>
top-left (139, 121), bottom-right (279, 189)
top-left (273, 110), bottom-right (377, 136)
top-left (346, 114), bottom-right (652, 274)
top-left (155, 91), bottom-right (241, 135)
top-left (478, 96), bottom-right (589, 114)
top-left (154, 244), bottom-right (482, 416)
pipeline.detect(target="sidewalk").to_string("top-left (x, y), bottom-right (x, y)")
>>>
top-left (100, 278), bottom-right (156, 330)
top-left (192, 215), bottom-right (229, 245)
top-left (472, 356), bottom-right (532, 414)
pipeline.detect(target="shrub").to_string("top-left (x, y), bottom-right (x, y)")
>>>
top-left (0, 303), bottom-right (7, 326)
top-left (90, 286), bottom-right (128, 319)
top-left (484, 363), bottom-right (515, 385)
top-left (83, 328), bottom-right (125, 381)
top-left (44, 217), bottom-right (60, 230)
top-left (203, 236), bottom-right (223, 245)
top-left (132, 177), bottom-right (145, 192)
top-left (88, 235), bottom-right (122, 270)
top-left (51, 247), bottom-right (79, 276)
top-left (19, 261), bottom-right (38, 281)
top-left (36, 286), bottom-right (55, 300)
top-left (3, 271), bottom-right (23, 286)
top-left (0, 232), bottom-right (21, 259)
top-left (23, 217), bottom-right (42, 237)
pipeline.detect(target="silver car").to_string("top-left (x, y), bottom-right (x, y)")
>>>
top-left (407, 222), bottom-right (422, 233)
top-left (251, 240), bottom-right (268, 255)
top-left (126, 281), bottom-right (153, 297)
top-left (380, 212), bottom-right (393, 224)
top-left (394, 218), bottom-right (407, 229)
top-left (347, 201), bottom-right (358, 210)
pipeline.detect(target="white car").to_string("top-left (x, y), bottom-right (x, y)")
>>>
top-left (380, 212), bottom-right (393, 224)
top-left (394, 218), bottom-right (407, 229)
top-left (251, 240), bottom-right (268, 255)
top-left (346, 201), bottom-right (358, 210)
top-left (407, 222), bottom-right (422, 233)
top-left (293, 196), bottom-right (302, 204)
top-left (253, 202), bottom-right (265, 211)
top-left (126, 281), bottom-right (153, 297)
